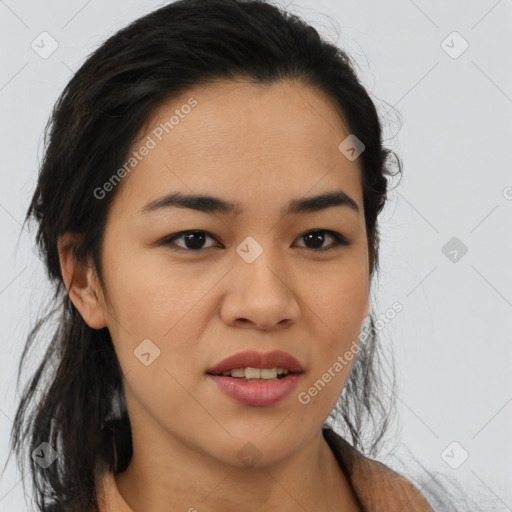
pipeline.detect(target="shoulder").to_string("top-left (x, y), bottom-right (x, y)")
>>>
top-left (322, 427), bottom-right (434, 512)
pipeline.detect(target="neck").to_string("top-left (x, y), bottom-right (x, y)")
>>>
top-left (115, 420), bottom-right (360, 511)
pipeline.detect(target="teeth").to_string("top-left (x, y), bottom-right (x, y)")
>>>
top-left (260, 368), bottom-right (277, 379)
top-left (221, 367), bottom-right (290, 379)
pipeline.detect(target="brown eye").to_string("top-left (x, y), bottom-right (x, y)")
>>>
top-left (163, 230), bottom-right (220, 251)
top-left (295, 230), bottom-right (349, 251)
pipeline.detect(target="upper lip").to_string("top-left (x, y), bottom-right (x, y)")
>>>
top-left (206, 350), bottom-right (304, 375)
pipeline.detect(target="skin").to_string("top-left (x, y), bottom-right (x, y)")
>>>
top-left (59, 79), bottom-right (370, 512)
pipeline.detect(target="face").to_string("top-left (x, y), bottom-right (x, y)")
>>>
top-left (91, 79), bottom-right (369, 467)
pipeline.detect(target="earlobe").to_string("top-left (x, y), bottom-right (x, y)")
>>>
top-left (57, 234), bottom-right (108, 330)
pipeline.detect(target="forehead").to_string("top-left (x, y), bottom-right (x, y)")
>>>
top-left (110, 79), bottom-right (363, 218)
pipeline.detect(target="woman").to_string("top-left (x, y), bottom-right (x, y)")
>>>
top-left (8, 0), bottom-right (465, 510)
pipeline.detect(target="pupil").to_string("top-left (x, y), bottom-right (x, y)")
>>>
top-left (304, 231), bottom-right (324, 249)
top-left (185, 231), bottom-right (206, 250)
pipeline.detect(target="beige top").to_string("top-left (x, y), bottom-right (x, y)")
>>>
top-left (94, 427), bottom-right (433, 511)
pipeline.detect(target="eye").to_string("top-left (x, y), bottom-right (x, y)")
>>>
top-left (161, 229), bottom-right (349, 252)
top-left (294, 229), bottom-right (350, 251)
top-left (162, 230), bottom-right (220, 251)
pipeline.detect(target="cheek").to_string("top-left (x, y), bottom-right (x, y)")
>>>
top-left (102, 249), bottom-right (216, 384)
top-left (101, 241), bottom-right (201, 335)
top-left (297, 262), bottom-right (368, 409)
top-left (306, 260), bottom-right (369, 344)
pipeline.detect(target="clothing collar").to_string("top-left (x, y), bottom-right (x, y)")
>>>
top-left (322, 426), bottom-right (433, 511)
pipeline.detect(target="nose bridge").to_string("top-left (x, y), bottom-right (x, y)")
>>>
top-left (237, 238), bottom-right (288, 300)
top-left (223, 236), bottom-right (300, 329)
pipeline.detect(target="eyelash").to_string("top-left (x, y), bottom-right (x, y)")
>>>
top-left (161, 229), bottom-right (350, 253)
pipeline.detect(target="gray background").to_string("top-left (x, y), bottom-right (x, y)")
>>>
top-left (1, 0), bottom-right (511, 510)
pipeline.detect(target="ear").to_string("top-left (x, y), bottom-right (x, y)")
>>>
top-left (57, 233), bottom-right (108, 330)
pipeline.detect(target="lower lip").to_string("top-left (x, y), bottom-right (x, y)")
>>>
top-left (207, 374), bottom-right (302, 406)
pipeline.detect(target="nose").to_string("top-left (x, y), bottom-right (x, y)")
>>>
top-left (220, 251), bottom-right (301, 331)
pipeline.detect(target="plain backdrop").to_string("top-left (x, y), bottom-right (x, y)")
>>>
top-left (1, 0), bottom-right (511, 510)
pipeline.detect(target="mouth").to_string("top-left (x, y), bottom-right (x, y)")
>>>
top-left (207, 367), bottom-right (301, 381)
top-left (206, 349), bottom-right (304, 377)
top-left (205, 350), bottom-right (304, 406)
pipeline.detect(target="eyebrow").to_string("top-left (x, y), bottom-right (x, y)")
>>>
top-left (140, 190), bottom-right (360, 217)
